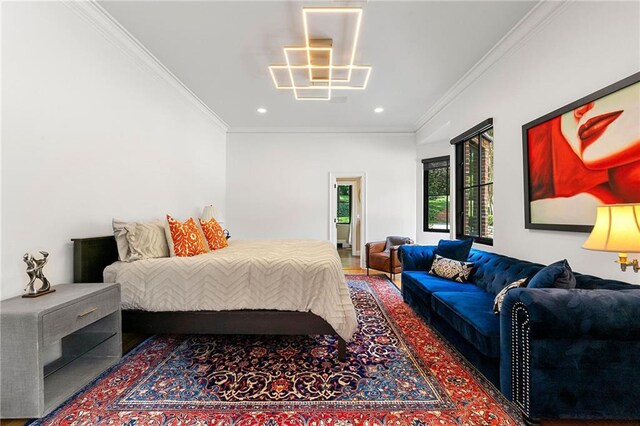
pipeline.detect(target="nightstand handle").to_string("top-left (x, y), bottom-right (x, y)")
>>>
top-left (78, 307), bottom-right (97, 317)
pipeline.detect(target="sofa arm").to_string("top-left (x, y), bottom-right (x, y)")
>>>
top-left (366, 241), bottom-right (385, 254)
top-left (398, 245), bottom-right (436, 271)
top-left (500, 287), bottom-right (640, 420)
top-left (389, 246), bottom-right (401, 270)
top-left (365, 241), bottom-right (385, 270)
top-left (501, 288), bottom-right (640, 340)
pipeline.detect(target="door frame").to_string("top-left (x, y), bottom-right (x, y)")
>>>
top-left (329, 172), bottom-right (366, 268)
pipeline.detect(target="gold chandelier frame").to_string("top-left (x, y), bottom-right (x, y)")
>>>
top-left (268, 7), bottom-right (372, 101)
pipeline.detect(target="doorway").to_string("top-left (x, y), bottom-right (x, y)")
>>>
top-left (329, 173), bottom-right (366, 269)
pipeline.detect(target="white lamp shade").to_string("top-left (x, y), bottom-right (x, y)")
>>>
top-left (582, 204), bottom-right (640, 253)
top-left (201, 205), bottom-right (216, 221)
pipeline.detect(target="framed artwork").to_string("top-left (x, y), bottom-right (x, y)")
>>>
top-left (522, 72), bottom-right (640, 232)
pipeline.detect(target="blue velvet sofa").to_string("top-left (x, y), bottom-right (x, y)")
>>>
top-left (399, 244), bottom-right (640, 422)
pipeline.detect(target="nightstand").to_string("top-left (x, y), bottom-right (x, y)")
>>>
top-left (0, 283), bottom-right (121, 418)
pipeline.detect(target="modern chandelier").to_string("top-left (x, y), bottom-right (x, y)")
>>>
top-left (268, 7), bottom-right (372, 101)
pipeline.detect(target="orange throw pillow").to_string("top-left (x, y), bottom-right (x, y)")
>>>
top-left (166, 215), bottom-right (208, 257)
top-left (199, 217), bottom-right (228, 250)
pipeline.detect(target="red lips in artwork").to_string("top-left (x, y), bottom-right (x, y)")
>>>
top-left (578, 110), bottom-right (623, 152)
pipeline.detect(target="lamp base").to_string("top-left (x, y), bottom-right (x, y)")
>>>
top-left (616, 258), bottom-right (639, 273)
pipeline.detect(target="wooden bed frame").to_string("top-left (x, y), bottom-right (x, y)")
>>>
top-left (71, 236), bottom-right (346, 360)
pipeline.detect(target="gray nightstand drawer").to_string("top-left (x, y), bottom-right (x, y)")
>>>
top-left (42, 288), bottom-right (119, 345)
top-left (2, 283), bottom-right (121, 418)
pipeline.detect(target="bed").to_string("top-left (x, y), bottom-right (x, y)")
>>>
top-left (72, 236), bottom-right (357, 359)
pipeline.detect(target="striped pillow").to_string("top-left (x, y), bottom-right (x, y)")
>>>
top-left (493, 278), bottom-right (528, 314)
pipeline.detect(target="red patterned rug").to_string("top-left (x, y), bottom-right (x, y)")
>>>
top-left (29, 275), bottom-right (523, 425)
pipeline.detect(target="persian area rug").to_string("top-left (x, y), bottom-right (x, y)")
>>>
top-left (30, 275), bottom-right (523, 425)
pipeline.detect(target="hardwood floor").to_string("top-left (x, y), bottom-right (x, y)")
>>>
top-left (1, 265), bottom-right (635, 425)
top-left (338, 247), bottom-right (361, 268)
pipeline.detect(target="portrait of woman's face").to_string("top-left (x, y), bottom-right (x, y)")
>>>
top-left (560, 81), bottom-right (640, 169)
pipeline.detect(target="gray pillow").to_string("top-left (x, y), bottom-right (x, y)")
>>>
top-left (384, 236), bottom-right (412, 251)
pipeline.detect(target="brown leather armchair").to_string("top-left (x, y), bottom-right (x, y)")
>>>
top-left (365, 236), bottom-right (414, 279)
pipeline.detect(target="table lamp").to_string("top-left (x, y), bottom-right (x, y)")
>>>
top-left (582, 204), bottom-right (640, 273)
top-left (202, 205), bottom-right (216, 221)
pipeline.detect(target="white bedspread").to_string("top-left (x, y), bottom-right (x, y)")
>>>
top-left (104, 240), bottom-right (357, 341)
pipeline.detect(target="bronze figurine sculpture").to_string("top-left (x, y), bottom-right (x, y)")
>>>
top-left (23, 251), bottom-right (54, 297)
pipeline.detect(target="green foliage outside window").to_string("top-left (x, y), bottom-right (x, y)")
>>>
top-left (337, 185), bottom-right (351, 224)
top-left (424, 157), bottom-right (450, 232)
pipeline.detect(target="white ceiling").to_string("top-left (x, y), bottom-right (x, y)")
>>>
top-left (99, 1), bottom-right (538, 131)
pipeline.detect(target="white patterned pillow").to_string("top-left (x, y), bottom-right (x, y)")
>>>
top-left (113, 219), bottom-right (132, 261)
top-left (493, 278), bottom-right (528, 314)
top-left (125, 222), bottom-right (170, 260)
top-left (113, 219), bottom-right (169, 261)
top-left (428, 254), bottom-right (474, 282)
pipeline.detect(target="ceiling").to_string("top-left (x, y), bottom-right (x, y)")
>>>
top-left (99, 1), bottom-right (538, 131)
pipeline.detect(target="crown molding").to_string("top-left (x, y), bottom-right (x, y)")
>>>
top-left (227, 126), bottom-right (415, 135)
top-left (60, 0), bottom-right (568, 137)
top-left (62, 0), bottom-right (229, 132)
top-left (414, 0), bottom-right (569, 134)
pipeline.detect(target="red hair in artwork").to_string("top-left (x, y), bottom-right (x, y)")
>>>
top-left (527, 117), bottom-right (639, 204)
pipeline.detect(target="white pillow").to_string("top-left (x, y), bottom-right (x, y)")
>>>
top-left (125, 222), bottom-right (169, 260)
top-left (113, 219), bottom-right (169, 262)
top-left (113, 219), bottom-right (132, 261)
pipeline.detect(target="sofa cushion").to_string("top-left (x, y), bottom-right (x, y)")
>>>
top-left (528, 259), bottom-right (576, 289)
top-left (575, 273), bottom-right (635, 290)
top-left (429, 254), bottom-right (474, 282)
top-left (402, 271), bottom-right (484, 323)
top-left (467, 249), bottom-right (545, 295)
top-left (435, 239), bottom-right (473, 261)
top-left (399, 245), bottom-right (437, 271)
top-left (432, 291), bottom-right (501, 358)
top-left (403, 271), bottom-right (484, 295)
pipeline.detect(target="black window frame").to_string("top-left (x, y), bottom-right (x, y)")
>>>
top-left (422, 156), bottom-right (450, 233)
top-left (336, 185), bottom-right (352, 225)
top-left (451, 118), bottom-right (494, 246)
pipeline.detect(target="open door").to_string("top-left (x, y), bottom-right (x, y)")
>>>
top-left (329, 173), bottom-right (366, 268)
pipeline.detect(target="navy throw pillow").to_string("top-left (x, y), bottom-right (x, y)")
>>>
top-left (528, 259), bottom-right (576, 289)
top-left (435, 239), bottom-right (473, 261)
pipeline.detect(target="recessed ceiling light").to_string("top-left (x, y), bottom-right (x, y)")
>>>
top-left (374, 107), bottom-right (384, 113)
top-left (257, 108), bottom-right (267, 114)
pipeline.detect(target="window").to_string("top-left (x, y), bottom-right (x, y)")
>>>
top-left (422, 156), bottom-right (450, 232)
top-left (337, 185), bottom-right (352, 224)
top-left (452, 119), bottom-right (494, 245)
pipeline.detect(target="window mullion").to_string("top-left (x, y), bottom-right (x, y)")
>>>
top-left (477, 140), bottom-right (482, 238)
top-left (452, 122), bottom-right (493, 245)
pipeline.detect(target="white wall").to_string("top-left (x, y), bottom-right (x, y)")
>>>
top-left (1, 2), bottom-right (227, 299)
top-left (226, 132), bottom-right (415, 245)
top-left (415, 1), bottom-right (640, 283)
